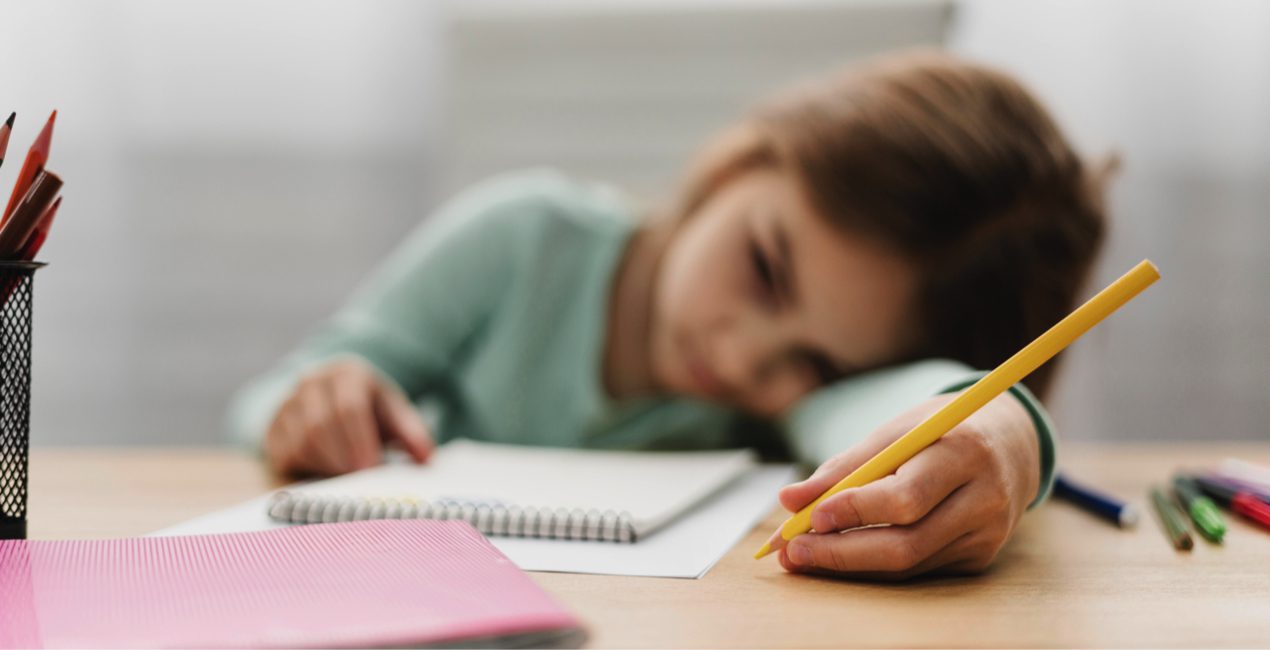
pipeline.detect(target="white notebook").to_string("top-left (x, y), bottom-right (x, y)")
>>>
top-left (266, 439), bottom-right (757, 542)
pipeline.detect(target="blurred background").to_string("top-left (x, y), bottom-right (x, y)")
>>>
top-left (0, 0), bottom-right (1266, 446)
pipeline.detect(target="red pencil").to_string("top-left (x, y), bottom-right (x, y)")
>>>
top-left (0, 112), bottom-right (14, 170)
top-left (2, 110), bottom-right (56, 226)
top-left (0, 170), bottom-right (61, 256)
top-left (0, 190), bottom-right (59, 305)
top-left (18, 195), bottom-right (60, 261)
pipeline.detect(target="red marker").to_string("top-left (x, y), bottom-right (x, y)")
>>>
top-left (2, 110), bottom-right (56, 226)
top-left (1194, 474), bottom-right (1270, 532)
top-left (1232, 493), bottom-right (1270, 531)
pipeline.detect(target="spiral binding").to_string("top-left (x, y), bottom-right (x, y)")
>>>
top-left (267, 491), bottom-right (639, 543)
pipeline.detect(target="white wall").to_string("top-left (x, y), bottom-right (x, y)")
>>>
top-left (1, 0), bottom-right (442, 445)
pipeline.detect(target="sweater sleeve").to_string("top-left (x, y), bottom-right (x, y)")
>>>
top-left (780, 358), bottom-right (1058, 508)
top-left (225, 172), bottom-right (555, 449)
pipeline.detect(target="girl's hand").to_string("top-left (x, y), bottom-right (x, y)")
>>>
top-left (264, 358), bottom-right (434, 476)
top-left (776, 391), bottom-right (1040, 580)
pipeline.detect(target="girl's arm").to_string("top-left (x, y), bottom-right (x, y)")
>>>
top-left (227, 173), bottom-right (552, 451)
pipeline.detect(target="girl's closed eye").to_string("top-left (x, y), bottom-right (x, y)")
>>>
top-left (749, 237), bottom-right (782, 307)
top-left (741, 228), bottom-right (843, 385)
top-left (747, 224), bottom-right (844, 386)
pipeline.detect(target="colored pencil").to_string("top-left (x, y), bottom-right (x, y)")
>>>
top-left (2, 110), bottom-right (56, 226)
top-left (16, 195), bottom-right (60, 261)
top-left (0, 194), bottom-right (59, 303)
top-left (755, 260), bottom-right (1161, 559)
top-left (0, 170), bottom-right (61, 257)
top-left (0, 112), bottom-right (14, 170)
top-left (1150, 486), bottom-right (1193, 551)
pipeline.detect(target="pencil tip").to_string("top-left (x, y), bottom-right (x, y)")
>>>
top-left (753, 542), bottom-right (772, 560)
top-left (4, 112), bottom-right (13, 128)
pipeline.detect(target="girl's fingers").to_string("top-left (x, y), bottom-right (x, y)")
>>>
top-left (374, 382), bottom-right (434, 463)
top-left (780, 531), bottom-right (980, 582)
top-left (808, 434), bottom-right (977, 532)
top-left (777, 433), bottom-right (896, 512)
top-left (329, 372), bottom-right (383, 470)
top-left (296, 380), bottom-right (352, 474)
top-left (780, 482), bottom-right (985, 577)
top-left (265, 401), bottom-right (305, 473)
top-left (776, 395), bottom-right (961, 513)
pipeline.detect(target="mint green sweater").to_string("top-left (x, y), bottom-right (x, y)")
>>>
top-left (228, 169), bottom-right (1056, 502)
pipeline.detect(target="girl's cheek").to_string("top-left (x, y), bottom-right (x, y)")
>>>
top-left (746, 372), bottom-right (815, 416)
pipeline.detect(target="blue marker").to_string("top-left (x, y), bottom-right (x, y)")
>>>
top-left (1054, 473), bottom-right (1139, 528)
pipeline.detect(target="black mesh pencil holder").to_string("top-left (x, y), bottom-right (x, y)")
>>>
top-left (0, 261), bottom-right (42, 540)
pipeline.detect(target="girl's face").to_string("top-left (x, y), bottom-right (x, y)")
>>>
top-left (650, 166), bottom-right (919, 416)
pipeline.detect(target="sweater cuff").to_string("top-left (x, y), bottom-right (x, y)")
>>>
top-left (938, 377), bottom-right (1058, 509)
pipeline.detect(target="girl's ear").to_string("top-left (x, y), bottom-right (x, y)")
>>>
top-left (1087, 151), bottom-right (1122, 209)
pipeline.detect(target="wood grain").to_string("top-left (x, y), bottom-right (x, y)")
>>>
top-left (25, 443), bottom-right (1270, 648)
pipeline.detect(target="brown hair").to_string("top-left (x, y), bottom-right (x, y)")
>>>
top-left (669, 51), bottom-right (1110, 399)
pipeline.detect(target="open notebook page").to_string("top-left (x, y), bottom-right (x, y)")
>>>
top-left (271, 439), bottom-right (757, 539)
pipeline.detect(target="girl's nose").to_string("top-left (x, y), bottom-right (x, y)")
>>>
top-left (712, 314), bottom-right (792, 392)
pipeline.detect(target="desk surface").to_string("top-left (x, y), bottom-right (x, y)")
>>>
top-left (25, 443), bottom-right (1270, 648)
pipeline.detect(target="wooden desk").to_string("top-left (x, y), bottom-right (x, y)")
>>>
top-left (25, 444), bottom-right (1270, 648)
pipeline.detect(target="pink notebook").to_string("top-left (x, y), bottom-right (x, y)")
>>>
top-left (0, 520), bottom-right (585, 648)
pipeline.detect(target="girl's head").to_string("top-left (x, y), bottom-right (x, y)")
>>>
top-left (649, 51), bottom-right (1109, 416)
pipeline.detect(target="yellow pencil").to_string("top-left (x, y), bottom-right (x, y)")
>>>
top-left (754, 259), bottom-right (1161, 560)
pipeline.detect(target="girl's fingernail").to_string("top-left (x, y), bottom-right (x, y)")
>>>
top-left (789, 542), bottom-right (811, 566)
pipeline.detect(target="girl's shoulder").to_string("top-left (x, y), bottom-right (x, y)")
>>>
top-left (439, 167), bottom-right (637, 242)
top-left (389, 168), bottom-right (638, 293)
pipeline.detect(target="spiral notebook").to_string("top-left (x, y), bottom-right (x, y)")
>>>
top-left (267, 439), bottom-right (757, 542)
top-left (0, 520), bottom-right (584, 649)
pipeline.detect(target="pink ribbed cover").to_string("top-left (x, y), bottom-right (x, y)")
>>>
top-left (0, 520), bottom-right (581, 648)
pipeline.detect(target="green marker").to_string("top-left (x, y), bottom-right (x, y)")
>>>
top-left (1173, 475), bottom-right (1226, 543)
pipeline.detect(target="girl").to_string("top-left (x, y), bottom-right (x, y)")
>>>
top-left (230, 51), bottom-right (1108, 579)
